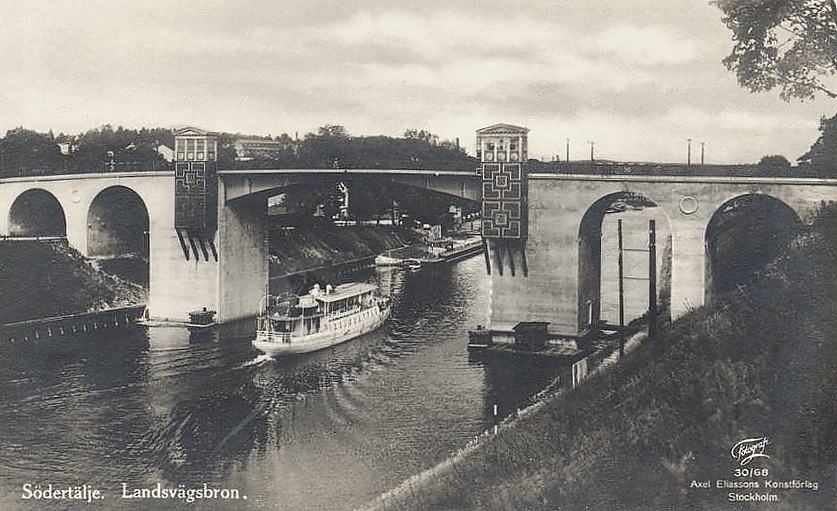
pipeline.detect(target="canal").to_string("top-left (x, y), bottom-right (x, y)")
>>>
top-left (0, 257), bottom-right (565, 511)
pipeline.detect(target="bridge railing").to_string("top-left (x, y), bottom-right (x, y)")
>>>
top-left (526, 161), bottom-right (830, 178)
top-left (0, 161), bottom-right (175, 178)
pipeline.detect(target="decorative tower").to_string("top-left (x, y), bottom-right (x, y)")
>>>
top-left (476, 123), bottom-right (529, 276)
top-left (173, 126), bottom-right (218, 260)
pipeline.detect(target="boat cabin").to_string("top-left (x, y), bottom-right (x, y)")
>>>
top-left (259, 283), bottom-right (379, 341)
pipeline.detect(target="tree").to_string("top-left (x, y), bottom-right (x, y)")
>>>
top-left (404, 128), bottom-right (439, 145)
top-left (757, 154), bottom-right (792, 174)
top-left (0, 128), bottom-right (63, 177)
top-left (297, 125), bottom-right (351, 167)
top-left (798, 112), bottom-right (837, 173)
top-left (714, 0), bottom-right (837, 100)
top-left (317, 124), bottom-right (349, 138)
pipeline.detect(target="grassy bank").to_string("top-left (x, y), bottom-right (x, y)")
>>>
top-left (362, 208), bottom-right (837, 511)
top-left (0, 241), bottom-right (146, 325)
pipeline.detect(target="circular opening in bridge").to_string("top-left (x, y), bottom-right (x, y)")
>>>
top-left (578, 191), bottom-right (672, 332)
top-left (704, 194), bottom-right (801, 304)
top-left (8, 188), bottom-right (67, 237)
top-left (87, 186), bottom-right (149, 286)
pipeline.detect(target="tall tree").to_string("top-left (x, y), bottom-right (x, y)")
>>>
top-left (798, 112), bottom-right (837, 173)
top-left (714, 0), bottom-right (837, 100)
top-left (0, 128), bottom-right (63, 177)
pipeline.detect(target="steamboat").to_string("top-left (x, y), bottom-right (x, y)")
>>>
top-left (253, 282), bottom-right (391, 356)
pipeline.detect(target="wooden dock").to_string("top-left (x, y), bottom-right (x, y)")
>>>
top-left (467, 321), bottom-right (641, 362)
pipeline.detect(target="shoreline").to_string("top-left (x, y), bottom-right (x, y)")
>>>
top-left (357, 331), bottom-right (647, 511)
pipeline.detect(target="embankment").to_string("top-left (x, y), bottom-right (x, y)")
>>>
top-left (0, 226), bottom-right (424, 325)
top-left (269, 224), bottom-right (423, 274)
top-left (0, 240), bottom-right (146, 325)
top-left (360, 207), bottom-right (837, 511)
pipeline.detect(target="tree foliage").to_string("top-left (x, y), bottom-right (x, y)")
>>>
top-left (714, 0), bottom-right (837, 100)
top-left (404, 128), bottom-right (439, 145)
top-left (0, 128), bottom-right (62, 177)
top-left (798, 112), bottom-right (837, 172)
top-left (757, 153), bottom-right (792, 173)
top-left (1, 123), bottom-right (475, 177)
top-left (67, 125), bottom-right (172, 173)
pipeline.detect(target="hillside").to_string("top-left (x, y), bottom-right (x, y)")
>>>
top-left (0, 241), bottom-right (146, 325)
top-left (269, 224), bottom-right (422, 274)
top-left (364, 207), bottom-right (837, 510)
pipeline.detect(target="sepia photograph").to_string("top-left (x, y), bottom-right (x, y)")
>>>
top-left (1, 1), bottom-right (836, 510)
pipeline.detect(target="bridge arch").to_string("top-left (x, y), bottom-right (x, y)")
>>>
top-left (704, 193), bottom-right (801, 304)
top-left (7, 188), bottom-right (67, 237)
top-left (87, 185), bottom-right (149, 258)
top-left (578, 191), bottom-right (672, 331)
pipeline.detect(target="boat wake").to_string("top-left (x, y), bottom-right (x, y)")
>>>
top-left (236, 353), bottom-right (273, 369)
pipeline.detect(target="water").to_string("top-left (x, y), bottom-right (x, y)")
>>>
top-left (0, 257), bottom-right (564, 511)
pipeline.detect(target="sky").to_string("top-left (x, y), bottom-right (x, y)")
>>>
top-left (2, 0), bottom-right (837, 164)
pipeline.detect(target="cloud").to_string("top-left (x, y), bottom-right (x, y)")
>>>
top-left (0, 0), bottom-right (833, 163)
top-left (592, 23), bottom-right (700, 67)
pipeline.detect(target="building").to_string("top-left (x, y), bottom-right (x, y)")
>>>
top-left (475, 123), bottom-right (529, 163)
top-left (233, 138), bottom-right (298, 161)
top-left (156, 144), bottom-right (174, 162)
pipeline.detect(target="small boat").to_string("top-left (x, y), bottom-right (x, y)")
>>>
top-left (403, 259), bottom-right (422, 272)
top-left (374, 254), bottom-right (404, 266)
top-left (467, 325), bottom-right (492, 353)
top-left (187, 308), bottom-right (216, 329)
top-left (253, 282), bottom-right (391, 356)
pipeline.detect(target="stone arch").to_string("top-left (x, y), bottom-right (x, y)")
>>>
top-left (578, 191), bottom-right (672, 331)
top-left (704, 193), bottom-right (801, 304)
top-left (8, 188), bottom-right (67, 237)
top-left (87, 185), bottom-right (149, 258)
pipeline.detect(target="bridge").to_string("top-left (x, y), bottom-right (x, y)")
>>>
top-left (0, 157), bottom-right (479, 323)
top-left (2, 124), bottom-right (837, 335)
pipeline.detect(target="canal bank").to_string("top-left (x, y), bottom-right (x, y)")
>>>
top-left (0, 240), bottom-right (146, 325)
top-left (0, 226), bottom-right (451, 335)
top-left (354, 226), bottom-right (837, 511)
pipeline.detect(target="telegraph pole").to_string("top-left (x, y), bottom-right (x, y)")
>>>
top-left (618, 219), bottom-right (625, 357)
top-left (687, 138), bottom-right (692, 165)
top-left (648, 219), bottom-right (657, 340)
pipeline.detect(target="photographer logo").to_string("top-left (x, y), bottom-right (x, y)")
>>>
top-left (731, 437), bottom-right (770, 466)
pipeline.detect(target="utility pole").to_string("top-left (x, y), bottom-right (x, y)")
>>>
top-left (566, 138), bottom-right (570, 162)
top-left (589, 141), bottom-right (595, 161)
top-left (701, 142), bottom-right (705, 165)
top-left (648, 219), bottom-right (657, 341)
top-left (618, 219), bottom-right (625, 357)
top-left (687, 138), bottom-right (692, 165)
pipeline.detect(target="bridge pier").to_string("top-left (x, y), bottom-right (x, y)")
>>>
top-left (216, 197), bottom-right (268, 323)
top-left (146, 192), bottom-right (267, 323)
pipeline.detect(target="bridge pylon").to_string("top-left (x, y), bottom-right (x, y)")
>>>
top-left (146, 127), bottom-right (267, 323)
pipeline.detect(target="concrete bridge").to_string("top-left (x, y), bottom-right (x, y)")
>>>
top-left (493, 172), bottom-right (837, 333)
top-left (3, 124), bottom-right (837, 334)
top-left (0, 166), bottom-right (479, 323)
